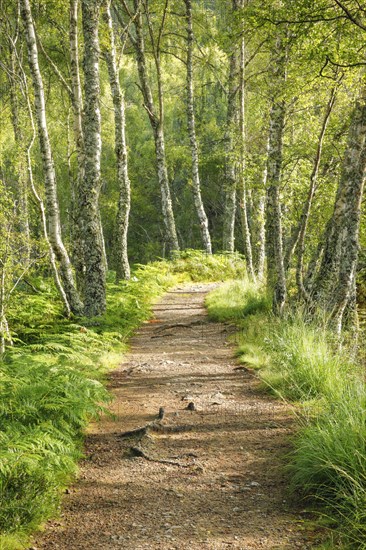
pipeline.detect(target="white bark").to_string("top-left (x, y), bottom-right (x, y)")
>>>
top-left (295, 85), bottom-right (337, 299)
top-left (222, 2), bottom-right (240, 253)
top-left (185, 0), bottom-right (212, 255)
top-left (27, 133), bottom-right (72, 318)
top-left (80, 0), bottom-right (106, 316)
top-left (255, 192), bottom-right (266, 282)
top-left (20, 0), bottom-right (83, 315)
top-left (20, 60), bottom-right (72, 316)
top-left (237, 18), bottom-right (255, 279)
top-left (312, 82), bottom-right (366, 331)
top-left (103, 1), bottom-right (131, 281)
top-left (69, 0), bottom-right (86, 287)
top-left (132, 0), bottom-right (179, 253)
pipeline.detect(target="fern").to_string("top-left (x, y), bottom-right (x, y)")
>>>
top-left (0, 253), bottom-right (244, 545)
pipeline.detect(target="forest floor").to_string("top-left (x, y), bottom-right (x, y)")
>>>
top-left (33, 283), bottom-right (323, 550)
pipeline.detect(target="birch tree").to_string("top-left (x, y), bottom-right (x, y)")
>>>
top-left (103, 1), bottom-right (131, 281)
top-left (311, 80), bottom-right (366, 332)
top-left (222, 0), bottom-right (240, 253)
top-left (20, 0), bottom-right (83, 315)
top-left (265, 32), bottom-right (288, 315)
top-left (119, 0), bottom-right (179, 254)
top-left (237, 0), bottom-right (255, 278)
top-left (69, 0), bottom-right (86, 288)
top-left (80, 0), bottom-right (106, 316)
top-left (185, 0), bottom-right (212, 255)
top-left (295, 85), bottom-right (338, 299)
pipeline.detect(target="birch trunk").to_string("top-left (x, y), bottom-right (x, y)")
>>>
top-left (103, 2), bottom-right (131, 280)
top-left (303, 231), bottom-right (326, 296)
top-left (70, 0), bottom-right (84, 158)
top-left (237, 17), bottom-right (255, 278)
top-left (222, 0), bottom-right (240, 252)
top-left (80, 0), bottom-right (106, 316)
top-left (69, 0), bottom-right (86, 288)
top-left (295, 86), bottom-right (337, 299)
top-left (185, 0), bottom-right (212, 254)
top-left (20, 0), bottom-right (83, 315)
top-left (18, 52), bottom-right (72, 316)
top-left (0, 255), bottom-right (12, 355)
top-left (132, 0), bottom-right (179, 253)
top-left (312, 83), bottom-right (366, 332)
top-left (253, 192), bottom-right (266, 282)
top-left (25, 109), bottom-right (72, 318)
top-left (265, 34), bottom-right (287, 315)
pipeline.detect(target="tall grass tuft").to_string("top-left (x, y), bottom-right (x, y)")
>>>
top-left (206, 279), bottom-right (271, 322)
top-left (289, 381), bottom-right (366, 548)
top-left (206, 279), bottom-right (366, 547)
top-left (261, 316), bottom-right (357, 403)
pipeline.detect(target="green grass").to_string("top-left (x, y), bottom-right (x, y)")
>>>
top-left (170, 249), bottom-right (246, 282)
top-left (261, 316), bottom-right (357, 403)
top-left (289, 383), bottom-right (366, 549)
top-left (206, 279), bottom-right (366, 549)
top-left (0, 252), bottom-right (246, 548)
top-left (206, 278), bottom-right (271, 321)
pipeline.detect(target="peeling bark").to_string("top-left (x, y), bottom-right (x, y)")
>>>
top-left (237, 15), bottom-right (255, 278)
top-left (17, 51), bottom-right (72, 316)
top-left (80, 0), bottom-right (106, 316)
top-left (69, 0), bottom-right (86, 289)
top-left (222, 0), bottom-right (240, 253)
top-left (25, 113), bottom-right (72, 318)
top-left (255, 192), bottom-right (266, 282)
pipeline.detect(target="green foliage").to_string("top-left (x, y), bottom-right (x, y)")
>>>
top-left (289, 383), bottom-right (366, 549)
top-left (260, 317), bottom-right (357, 403)
top-left (206, 280), bottom-right (366, 547)
top-left (205, 278), bottom-right (270, 321)
top-left (0, 254), bottom-right (244, 547)
top-left (170, 250), bottom-right (246, 282)
top-left (0, 356), bottom-right (110, 542)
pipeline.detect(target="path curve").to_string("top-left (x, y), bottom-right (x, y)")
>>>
top-left (35, 283), bottom-right (316, 549)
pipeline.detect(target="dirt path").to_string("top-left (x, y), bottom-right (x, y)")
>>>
top-left (35, 283), bottom-right (319, 550)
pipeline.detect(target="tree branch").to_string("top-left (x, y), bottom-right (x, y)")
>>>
top-left (332, 0), bottom-right (366, 30)
top-left (35, 28), bottom-right (72, 98)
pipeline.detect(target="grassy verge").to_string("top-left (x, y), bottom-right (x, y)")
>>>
top-left (0, 251), bottom-right (245, 549)
top-left (206, 279), bottom-right (366, 549)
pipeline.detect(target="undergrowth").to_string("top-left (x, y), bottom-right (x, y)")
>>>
top-left (0, 251), bottom-right (246, 549)
top-left (206, 279), bottom-right (366, 549)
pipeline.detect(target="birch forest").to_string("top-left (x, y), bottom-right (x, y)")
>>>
top-left (1, 0), bottom-right (366, 549)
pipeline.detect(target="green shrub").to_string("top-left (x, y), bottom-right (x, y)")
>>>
top-left (0, 358), bottom-right (110, 538)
